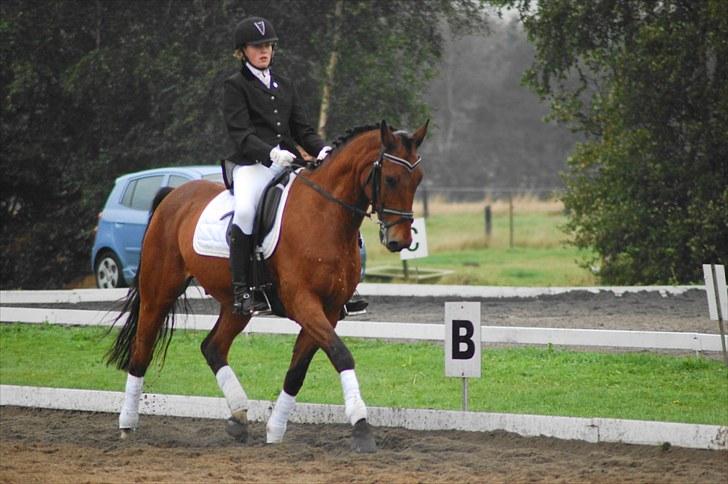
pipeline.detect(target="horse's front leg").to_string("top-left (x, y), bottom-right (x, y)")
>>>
top-left (201, 307), bottom-right (251, 442)
top-left (278, 303), bottom-right (376, 453)
top-left (266, 330), bottom-right (318, 443)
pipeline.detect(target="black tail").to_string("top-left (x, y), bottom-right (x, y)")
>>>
top-left (105, 186), bottom-right (180, 371)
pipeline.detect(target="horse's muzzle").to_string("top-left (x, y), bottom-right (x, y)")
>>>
top-left (385, 237), bottom-right (412, 252)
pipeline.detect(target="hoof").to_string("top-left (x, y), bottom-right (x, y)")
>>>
top-left (119, 428), bottom-right (133, 440)
top-left (225, 416), bottom-right (248, 443)
top-left (351, 419), bottom-right (377, 453)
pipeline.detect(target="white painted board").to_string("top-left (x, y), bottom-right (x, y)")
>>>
top-left (445, 302), bottom-right (481, 378)
top-left (703, 264), bottom-right (719, 320)
top-left (400, 218), bottom-right (428, 260)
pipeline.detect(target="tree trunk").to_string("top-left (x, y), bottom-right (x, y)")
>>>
top-left (317, 0), bottom-right (344, 139)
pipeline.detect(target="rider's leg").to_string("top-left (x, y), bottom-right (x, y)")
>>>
top-left (230, 163), bottom-right (282, 315)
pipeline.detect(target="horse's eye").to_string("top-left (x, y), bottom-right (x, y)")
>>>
top-left (385, 176), bottom-right (397, 188)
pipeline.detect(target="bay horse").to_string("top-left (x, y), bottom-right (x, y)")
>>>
top-left (106, 120), bottom-right (428, 452)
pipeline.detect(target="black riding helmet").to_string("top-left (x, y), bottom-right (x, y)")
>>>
top-left (234, 17), bottom-right (278, 49)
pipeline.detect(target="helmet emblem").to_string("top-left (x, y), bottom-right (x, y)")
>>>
top-left (254, 21), bottom-right (266, 36)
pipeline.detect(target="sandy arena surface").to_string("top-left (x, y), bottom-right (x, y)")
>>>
top-left (1, 406), bottom-right (726, 483)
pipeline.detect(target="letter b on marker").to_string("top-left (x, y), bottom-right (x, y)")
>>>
top-left (452, 320), bottom-right (475, 359)
top-left (445, 302), bottom-right (481, 378)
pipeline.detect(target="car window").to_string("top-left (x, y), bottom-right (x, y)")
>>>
top-left (121, 175), bottom-right (164, 211)
top-left (168, 175), bottom-right (191, 188)
top-left (203, 173), bottom-right (224, 183)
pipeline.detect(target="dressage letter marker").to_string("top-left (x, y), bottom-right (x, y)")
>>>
top-left (400, 218), bottom-right (428, 261)
top-left (445, 302), bottom-right (481, 411)
top-left (703, 264), bottom-right (728, 366)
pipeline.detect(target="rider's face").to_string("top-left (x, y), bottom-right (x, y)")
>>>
top-left (244, 42), bottom-right (274, 69)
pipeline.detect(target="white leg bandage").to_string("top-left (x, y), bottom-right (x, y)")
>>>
top-left (216, 365), bottom-right (248, 414)
top-left (340, 369), bottom-right (368, 425)
top-left (266, 390), bottom-right (296, 444)
top-left (119, 374), bottom-right (144, 429)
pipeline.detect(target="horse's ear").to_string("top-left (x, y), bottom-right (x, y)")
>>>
top-left (412, 119), bottom-right (429, 148)
top-left (380, 119), bottom-right (396, 150)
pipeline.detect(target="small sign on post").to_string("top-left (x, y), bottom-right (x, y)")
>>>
top-left (703, 264), bottom-right (728, 366)
top-left (401, 218), bottom-right (428, 281)
top-left (400, 218), bottom-right (428, 261)
top-left (445, 302), bottom-right (481, 411)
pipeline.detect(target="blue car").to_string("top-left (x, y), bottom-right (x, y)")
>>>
top-left (91, 165), bottom-right (366, 288)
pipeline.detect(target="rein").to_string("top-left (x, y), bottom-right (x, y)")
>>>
top-left (297, 150), bottom-right (421, 243)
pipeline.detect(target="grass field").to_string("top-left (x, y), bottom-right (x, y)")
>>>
top-left (2, 324), bottom-right (726, 425)
top-left (359, 196), bottom-right (598, 286)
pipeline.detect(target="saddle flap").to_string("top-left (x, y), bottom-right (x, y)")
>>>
top-left (253, 170), bottom-right (291, 246)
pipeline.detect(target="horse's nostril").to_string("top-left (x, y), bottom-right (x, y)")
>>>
top-left (387, 241), bottom-right (400, 251)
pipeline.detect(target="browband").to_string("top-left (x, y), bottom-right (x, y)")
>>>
top-left (382, 152), bottom-right (421, 172)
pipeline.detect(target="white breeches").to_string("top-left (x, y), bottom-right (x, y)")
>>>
top-left (232, 162), bottom-right (284, 234)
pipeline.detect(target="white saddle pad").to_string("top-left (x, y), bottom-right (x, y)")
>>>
top-left (192, 172), bottom-right (297, 260)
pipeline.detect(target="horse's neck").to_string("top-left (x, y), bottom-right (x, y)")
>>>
top-left (307, 136), bottom-right (377, 226)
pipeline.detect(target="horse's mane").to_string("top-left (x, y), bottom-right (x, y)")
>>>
top-left (330, 124), bottom-right (381, 153)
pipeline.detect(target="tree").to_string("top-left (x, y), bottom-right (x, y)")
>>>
top-left (496, 0), bottom-right (728, 283)
top-left (1, 0), bottom-right (485, 288)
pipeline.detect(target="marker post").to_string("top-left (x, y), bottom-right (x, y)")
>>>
top-left (703, 264), bottom-right (728, 366)
top-left (445, 302), bottom-right (481, 411)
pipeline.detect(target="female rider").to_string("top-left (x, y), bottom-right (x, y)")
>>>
top-left (223, 16), bottom-right (331, 315)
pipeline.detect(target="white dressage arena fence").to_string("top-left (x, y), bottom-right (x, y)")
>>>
top-left (1, 285), bottom-right (726, 451)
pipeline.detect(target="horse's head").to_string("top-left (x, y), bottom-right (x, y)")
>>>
top-left (366, 119), bottom-right (428, 252)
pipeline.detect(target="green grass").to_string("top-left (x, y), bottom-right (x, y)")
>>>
top-left (2, 323), bottom-right (726, 425)
top-left (360, 210), bottom-right (598, 286)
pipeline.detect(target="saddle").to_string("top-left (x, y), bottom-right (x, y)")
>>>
top-left (221, 161), bottom-right (367, 319)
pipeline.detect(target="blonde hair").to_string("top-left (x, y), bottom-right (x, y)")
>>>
top-left (233, 49), bottom-right (245, 61)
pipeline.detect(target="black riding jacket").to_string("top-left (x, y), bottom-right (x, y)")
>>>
top-left (223, 65), bottom-right (325, 167)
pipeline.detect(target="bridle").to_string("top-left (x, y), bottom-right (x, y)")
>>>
top-left (296, 148), bottom-right (421, 245)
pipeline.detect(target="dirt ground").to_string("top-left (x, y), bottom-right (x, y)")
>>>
top-left (2, 289), bottom-right (726, 483)
top-left (1, 406), bottom-right (726, 484)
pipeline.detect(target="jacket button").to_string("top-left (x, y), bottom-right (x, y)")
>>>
top-left (276, 133), bottom-right (282, 138)
top-left (270, 95), bottom-right (275, 100)
top-left (273, 109), bottom-right (278, 114)
top-left (276, 122), bottom-right (281, 126)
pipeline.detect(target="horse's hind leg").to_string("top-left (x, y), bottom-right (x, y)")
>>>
top-left (200, 306), bottom-right (251, 442)
top-left (266, 330), bottom-right (319, 443)
top-left (118, 274), bottom-right (188, 437)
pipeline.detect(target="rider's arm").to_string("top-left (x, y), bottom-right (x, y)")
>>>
top-left (223, 78), bottom-right (274, 166)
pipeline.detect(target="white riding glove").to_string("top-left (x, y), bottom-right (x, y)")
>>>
top-left (270, 145), bottom-right (297, 169)
top-left (317, 146), bottom-right (332, 161)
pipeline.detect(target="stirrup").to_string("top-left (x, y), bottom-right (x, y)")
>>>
top-left (233, 288), bottom-right (254, 315)
top-left (344, 294), bottom-right (368, 316)
top-left (250, 287), bottom-right (273, 316)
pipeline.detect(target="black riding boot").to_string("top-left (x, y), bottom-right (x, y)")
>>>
top-left (229, 226), bottom-right (254, 315)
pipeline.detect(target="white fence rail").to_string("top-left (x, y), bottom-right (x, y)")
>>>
top-left (1, 306), bottom-right (724, 352)
top-left (0, 284), bottom-right (701, 304)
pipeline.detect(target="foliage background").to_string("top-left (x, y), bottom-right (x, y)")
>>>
top-left (2, 0), bottom-right (726, 288)
top-left (0, 0), bottom-right (486, 288)
top-left (499, 0), bottom-right (728, 283)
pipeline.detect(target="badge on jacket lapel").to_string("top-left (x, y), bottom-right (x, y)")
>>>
top-left (272, 81), bottom-right (278, 89)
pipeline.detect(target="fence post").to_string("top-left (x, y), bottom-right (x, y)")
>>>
top-left (509, 192), bottom-right (514, 248)
top-left (484, 205), bottom-right (492, 238)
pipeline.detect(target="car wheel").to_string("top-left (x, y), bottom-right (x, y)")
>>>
top-left (95, 251), bottom-right (127, 288)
